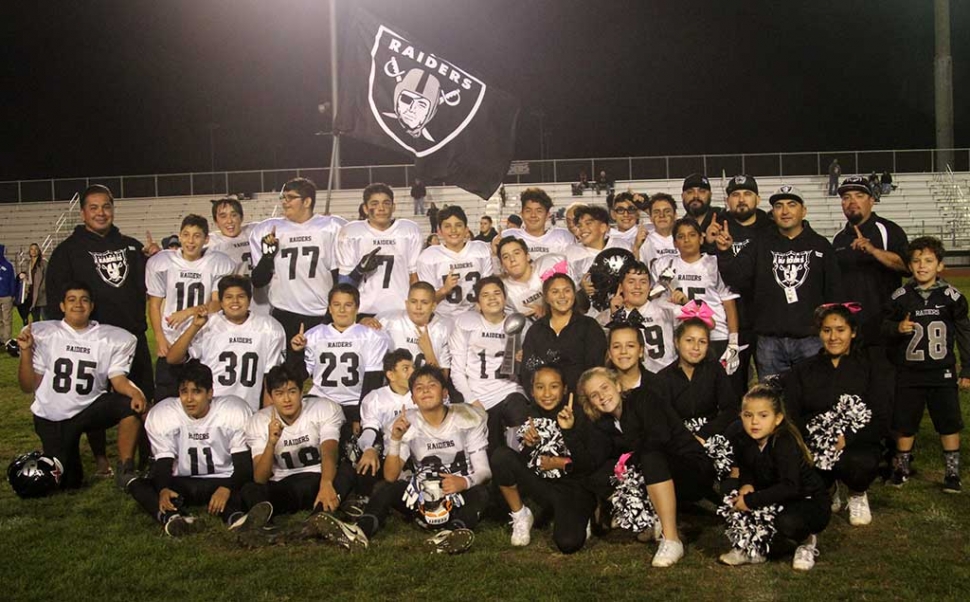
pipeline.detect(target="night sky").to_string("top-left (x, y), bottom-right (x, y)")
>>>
top-left (3, 0), bottom-right (968, 182)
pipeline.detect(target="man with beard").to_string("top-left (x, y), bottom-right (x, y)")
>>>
top-left (680, 174), bottom-right (721, 254)
top-left (832, 176), bottom-right (908, 346)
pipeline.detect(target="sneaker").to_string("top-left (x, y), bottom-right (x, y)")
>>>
top-left (636, 521), bottom-right (663, 543)
top-left (339, 495), bottom-right (369, 520)
top-left (164, 514), bottom-right (205, 537)
top-left (792, 536), bottom-right (819, 571)
top-left (651, 538), bottom-right (684, 568)
top-left (847, 493), bottom-right (872, 526)
top-left (891, 466), bottom-right (909, 488)
top-left (509, 506), bottom-right (534, 547)
top-left (943, 474), bottom-right (962, 494)
top-left (425, 528), bottom-right (475, 554)
top-left (115, 459), bottom-right (138, 492)
top-left (830, 483), bottom-right (843, 513)
top-left (229, 501), bottom-right (274, 532)
top-left (305, 512), bottom-right (369, 550)
top-left (719, 547), bottom-right (766, 566)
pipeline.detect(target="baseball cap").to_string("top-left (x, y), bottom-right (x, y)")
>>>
top-left (161, 235), bottom-right (181, 249)
top-left (682, 173), bottom-right (711, 191)
top-left (726, 175), bottom-right (759, 195)
top-left (837, 176), bottom-right (873, 197)
top-left (769, 185), bottom-right (805, 205)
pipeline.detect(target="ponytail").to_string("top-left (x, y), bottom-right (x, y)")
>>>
top-left (743, 384), bottom-right (814, 465)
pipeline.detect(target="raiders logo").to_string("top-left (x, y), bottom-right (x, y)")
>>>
top-left (771, 250), bottom-right (812, 290)
top-left (733, 176), bottom-right (747, 185)
top-left (90, 249), bottom-right (129, 288)
top-left (368, 25), bottom-right (486, 157)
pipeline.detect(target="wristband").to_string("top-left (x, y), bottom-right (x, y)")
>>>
top-left (387, 440), bottom-right (401, 457)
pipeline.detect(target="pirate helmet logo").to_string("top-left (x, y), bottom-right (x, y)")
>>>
top-left (734, 176), bottom-right (747, 185)
top-left (369, 25), bottom-right (486, 157)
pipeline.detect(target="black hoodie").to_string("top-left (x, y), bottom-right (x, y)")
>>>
top-left (717, 223), bottom-right (844, 338)
top-left (46, 225), bottom-right (148, 333)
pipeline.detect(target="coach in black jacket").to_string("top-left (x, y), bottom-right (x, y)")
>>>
top-left (715, 185), bottom-right (844, 380)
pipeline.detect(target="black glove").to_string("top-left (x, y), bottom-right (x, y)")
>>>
top-left (348, 247), bottom-right (382, 284)
top-left (260, 232), bottom-right (279, 257)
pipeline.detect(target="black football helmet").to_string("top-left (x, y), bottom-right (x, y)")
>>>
top-left (5, 339), bottom-right (19, 358)
top-left (7, 451), bottom-right (63, 498)
top-left (586, 248), bottom-right (637, 311)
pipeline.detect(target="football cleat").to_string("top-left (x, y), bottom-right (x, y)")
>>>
top-left (164, 515), bottom-right (205, 537)
top-left (425, 528), bottom-right (474, 555)
top-left (305, 512), bottom-right (368, 551)
top-left (229, 501), bottom-right (274, 532)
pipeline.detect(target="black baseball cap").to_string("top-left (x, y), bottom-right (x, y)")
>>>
top-left (726, 175), bottom-right (759, 195)
top-left (769, 185), bottom-right (805, 205)
top-left (682, 173), bottom-right (711, 191)
top-left (837, 176), bottom-right (873, 197)
top-left (161, 235), bottom-right (181, 248)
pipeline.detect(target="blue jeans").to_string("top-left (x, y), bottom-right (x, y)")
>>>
top-left (756, 335), bottom-right (822, 381)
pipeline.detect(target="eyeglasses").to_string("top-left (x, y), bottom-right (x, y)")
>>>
top-left (613, 206), bottom-right (638, 214)
top-left (280, 193), bottom-right (304, 202)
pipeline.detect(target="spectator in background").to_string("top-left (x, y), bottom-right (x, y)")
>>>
top-left (161, 235), bottom-right (180, 250)
top-left (828, 159), bottom-right (842, 196)
top-left (880, 170), bottom-right (893, 195)
top-left (424, 234), bottom-right (440, 249)
top-left (20, 242), bottom-right (48, 322)
top-left (867, 172), bottom-right (881, 202)
top-left (411, 178), bottom-right (427, 216)
top-left (594, 170), bottom-right (612, 195)
top-left (426, 202), bottom-right (439, 232)
top-left (474, 216), bottom-right (499, 243)
top-left (579, 170), bottom-right (590, 189)
top-left (0, 244), bottom-right (16, 343)
top-left (506, 214), bottom-right (523, 230)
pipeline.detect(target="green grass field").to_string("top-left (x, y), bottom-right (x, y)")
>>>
top-left (3, 282), bottom-right (970, 601)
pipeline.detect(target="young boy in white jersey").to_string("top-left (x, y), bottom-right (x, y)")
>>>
top-left (337, 183), bottom-right (422, 317)
top-left (355, 365), bottom-right (490, 554)
top-left (449, 276), bottom-right (530, 450)
top-left (597, 261), bottom-right (679, 373)
top-left (206, 197), bottom-right (270, 315)
top-left (17, 282), bottom-right (146, 489)
top-left (126, 361), bottom-right (255, 537)
top-left (355, 349), bottom-right (416, 480)
top-left (147, 214), bottom-right (235, 400)
top-left (249, 177), bottom-right (347, 359)
top-left (610, 192), bottom-right (650, 248)
top-left (288, 283), bottom-right (390, 436)
top-left (498, 187), bottom-right (574, 259)
top-left (497, 236), bottom-right (567, 319)
top-left (166, 275), bottom-right (286, 412)
top-left (662, 218), bottom-right (741, 372)
top-left (235, 365), bottom-right (352, 529)
top-left (639, 193), bottom-right (680, 282)
top-left (367, 281), bottom-right (452, 373)
top-left (416, 205), bottom-right (494, 319)
top-left (567, 205), bottom-right (634, 287)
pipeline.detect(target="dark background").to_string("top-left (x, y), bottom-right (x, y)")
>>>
top-left (2, 0), bottom-right (967, 181)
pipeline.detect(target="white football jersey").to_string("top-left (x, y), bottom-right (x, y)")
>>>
top-left (337, 219), bottom-right (422, 315)
top-left (187, 312), bottom-right (286, 411)
top-left (609, 224), bottom-right (653, 246)
top-left (207, 224), bottom-right (270, 315)
top-left (416, 241), bottom-right (495, 319)
top-left (248, 215), bottom-right (347, 315)
top-left (376, 310), bottom-right (452, 369)
top-left (30, 320), bottom-right (136, 421)
top-left (146, 395), bottom-right (252, 479)
top-left (660, 254), bottom-right (739, 341)
top-left (359, 385), bottom-right (415, 450)
top-left (146, 249), bottom-right (236, 344)
top-left (597, 299), bottom-right (679, 373)
top-left (246, 396), bottom-right (344, 481)
top-left (564, 237), bottom-right (633, 283)
top-left (449, 311), bottom-right (525, 409)
top-left (397, 404), bottom-right (489, 479)
top-left (303, 323), bottom-right (391, 405)
top-left (502, 227), bottom-right (574, 258)
top-left (639, 232), bottom-right (679, 282)
top-left (502, 253), bottom-right (568, 317)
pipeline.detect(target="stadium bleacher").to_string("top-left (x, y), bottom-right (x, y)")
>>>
top-left (2, 171), bottom-right (969, 267)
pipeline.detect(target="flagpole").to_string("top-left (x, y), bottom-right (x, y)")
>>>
top-left (325, 133), bottom-right (338, 216)
top-left (329, 0), bottom-right (341, 194)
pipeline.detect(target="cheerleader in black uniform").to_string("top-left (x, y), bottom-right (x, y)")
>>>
top-left (605, 323), bottom-right (658, 394)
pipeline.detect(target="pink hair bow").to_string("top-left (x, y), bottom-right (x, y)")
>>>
top-left (819, 301), bottom-right (862, 314)
top-left (539, 259), bottom-right (569, 282)
top-left (614, 452), bottom-right (633, 481)
top-left (677, 300), bottom-right (715, 329)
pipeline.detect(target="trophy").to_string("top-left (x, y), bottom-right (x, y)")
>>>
top-left (499, 313), bottom-right (528, 377)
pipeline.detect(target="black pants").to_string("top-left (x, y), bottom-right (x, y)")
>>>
top-left (818, 441), bottom-right (882, 493)
top-left (486, 393), bottom-right (530, 452)
top-left (154, 356), bottom-right (183, 402)
top-left (639, 449), bottom-right (716, 503)
top-left (491, 446), bottom-right (595, 554)
top-left (88, 333), bottom-right (154, 459)
top-left (359, 479), bottom-right (490, 537)
top-left (33, 392), bottom-right (136, 488)
top-left (272, 307), bottom-right (329, 364)
top-left (240, 471), bottom-right (354, 514)
top-left (128, 475), bottom-right (242, 523)
top-left (775, 496), bottom-right (831, 543)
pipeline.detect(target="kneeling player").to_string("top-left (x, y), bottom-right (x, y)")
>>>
top-left (17, 281), bottom-right (146, 489)
top-left (234, 365), bottom-right (352, 528)
top-left (127, 361), bottom-right (255, 536)
top-left (355, 365), bottom-right (491, 554)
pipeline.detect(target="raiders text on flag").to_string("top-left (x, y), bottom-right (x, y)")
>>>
top-left (335, 6), bottom-right (519, 200)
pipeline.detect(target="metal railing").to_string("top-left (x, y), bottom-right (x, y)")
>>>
top-left (2, 148), bottom-right (968, 203)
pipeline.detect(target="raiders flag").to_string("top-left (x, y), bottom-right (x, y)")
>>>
top-left (334, 6), bottom-right (520, 200)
